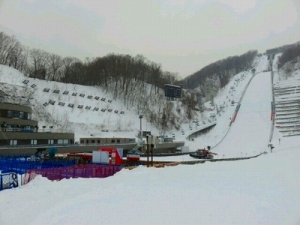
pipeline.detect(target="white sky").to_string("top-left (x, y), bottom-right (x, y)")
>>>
top-left (0, 0), bottom-right (299, 78)
top-left (0, 54), bottom-right (300, 224)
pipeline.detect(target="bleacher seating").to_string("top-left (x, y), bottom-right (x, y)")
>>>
top-left (43, 88), bottom-right (50, 92)
top-left (93, 107), bottom-right (99, 111)
top-left (108, 109), bottom-right (112, 112)
top-left (101, 109), bottom-right (106, 112)
top-left (53, 90), bottom-right (60, 94)
top-left (72, 93), bottom-right (77, 96)
top-left (58, 102), bottom-right (65, 106)
top-left (101, 98), bottom-right (106, 101)
top-left (85, 106), bottom-right (91, 110)
top-left (95, 96), bottom-right (100, 100)
top-left (31, 84), bottom-right (36, 88)
top-left (68, 103), bottom-right (74, 108)
top-left (87, 95), bottom-right (93, 99)
top-left (23, 80), bottom-right (29, 84)
top-left (63, 91), bottom-right (69, 95)
top-left (43, 102), bottom-right (49, 106)
top-left (79, 93), bottom-right (85, 97)
top-left (120, 111), bottom-right (125, 114)
top-left (78, 105), bottom-right (83, 109)
top-left (114, 110), bottom-right (118, 113)
top-left (108, 100), bottom-right (112, 103)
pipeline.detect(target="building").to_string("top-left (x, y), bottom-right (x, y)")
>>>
top-left (0, 91), bottom-right (74, 154)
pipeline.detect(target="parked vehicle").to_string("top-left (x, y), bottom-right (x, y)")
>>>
top-left (189, 148), bottom-right (216, 159)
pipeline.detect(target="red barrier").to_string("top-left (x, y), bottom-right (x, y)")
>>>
top-left (22, 164), bottom-right (122, 184)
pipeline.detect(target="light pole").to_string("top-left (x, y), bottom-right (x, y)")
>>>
top-left (139, 115), bottom-right (143, 138)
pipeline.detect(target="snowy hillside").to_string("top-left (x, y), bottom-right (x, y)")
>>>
top-left (0, 65), bottom-right (159, 140)
top-left (0, 55), bottom-right (268, 143)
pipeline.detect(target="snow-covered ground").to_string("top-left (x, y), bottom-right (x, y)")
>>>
top-left (0, 55), bottom-right (300, 224)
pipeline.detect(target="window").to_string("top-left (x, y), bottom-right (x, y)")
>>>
top-left (19, 111), bottom-right (24, 119)
top-left (31, 140), bottom-right (37, 145)
top-left (111, 139), bottom-right (115, 143)
top-left (10, 140), bottom-right (17, 146)
top-left (27, 113), bottom-right (32, 120)
top-left (80, 139), bottom-right (84, 144)
top-left (91, 140), bottom-right (95, 143)
top-left (13, 111), bottom-right (19, 118)
top-left (97, 140), bottom-right (101, 144)
top-left (7, 110), bottom-right (13, 118)
top-left (48, 139), bottom-right (54, 145)
top-left (58, 139), bottom-right (69, 144)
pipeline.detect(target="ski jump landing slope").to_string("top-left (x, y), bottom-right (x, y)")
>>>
top-left (214, 71), bottom-right (273, 158)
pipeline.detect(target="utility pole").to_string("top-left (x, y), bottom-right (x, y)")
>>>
top-left (139, 115), bottom-right (143, 138)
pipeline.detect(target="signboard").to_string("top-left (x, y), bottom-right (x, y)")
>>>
top-left (165, 84), bottom-right (181, 99)
top-left (0, 172), bottom-right (18, 191)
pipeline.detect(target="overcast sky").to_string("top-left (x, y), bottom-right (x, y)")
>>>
top-left (0, 0), bottom-right (299, 78)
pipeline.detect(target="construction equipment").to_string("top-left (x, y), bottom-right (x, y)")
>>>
top-left (189, 148), bottom-right (217, 159)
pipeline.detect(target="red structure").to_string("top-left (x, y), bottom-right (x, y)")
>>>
top-left (97, 147), bottom-right (123, 165)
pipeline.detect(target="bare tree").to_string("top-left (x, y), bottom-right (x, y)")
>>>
top-left (47, 53), bottom-right (63, 81)
top-left (28, 48), bottom-right (49, 79)
top-left (0, 33), bottom-right (19, 65)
